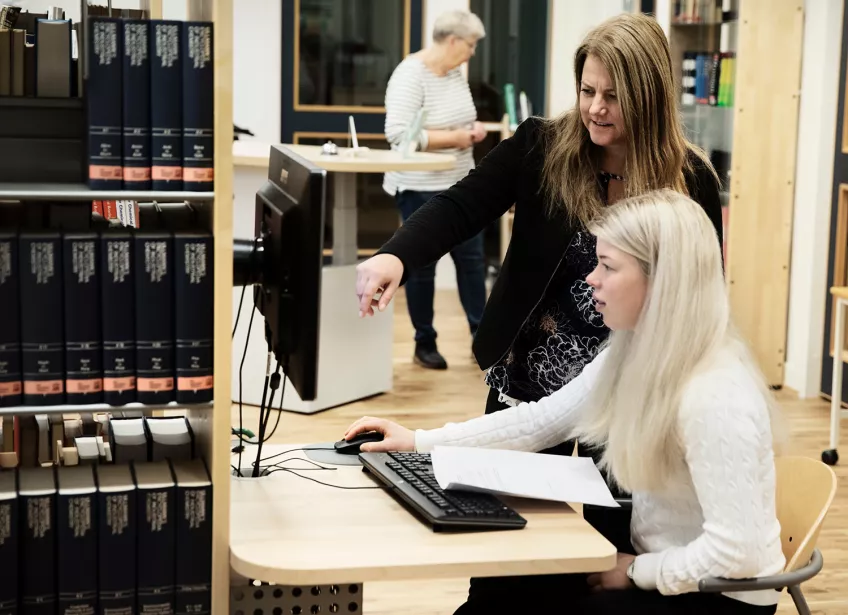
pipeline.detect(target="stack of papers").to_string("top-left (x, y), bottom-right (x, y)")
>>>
top-left (430, 446), bottom-right (620, 508)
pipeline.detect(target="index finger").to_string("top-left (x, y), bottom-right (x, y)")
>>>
top-left (344, 416), bottom-right (386, 439)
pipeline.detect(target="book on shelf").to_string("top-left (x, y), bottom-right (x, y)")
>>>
top-left (63, 233), bottom-right (104, 404)
top-left (135, 231), bottom-right (175, 404)
top-left (0, 469), bottom-right (18, 615)
top-left (181, 21), bottom-right (214, 192)
top-left (122, 19), bottom-right (152, 191)
top-left (56, 465), bottom-right (98, 615)
top-left (87, 17), bottom-right (124, 189)
top-left (174, 233), bottom-right (214, 404)
top-left (101, 231), bottom-right (137, 406)
top-left (19, 232), bottom-right (65, 407)
top-left (151, 21), bottom-right (184, 190)
top-left (19, 465), bottom-right (57, 615)
top-left (0, 212), bottom-right (215, 413)
top-left (134, 459), bottom-right (176, 614)
top-left (0, 232), bottom-right (22, 407)
top-left (0, 458), bottom-right (211, 615)
top-left (680, 50), bottom-right (734, 108)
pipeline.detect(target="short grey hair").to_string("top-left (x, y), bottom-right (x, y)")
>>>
top-left (432, 10), bottom-right (486, 43)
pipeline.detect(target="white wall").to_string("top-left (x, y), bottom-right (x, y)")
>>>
top-left (546, 0), bottom-right (629, 116)
top-left (231, 1), bottom-right (281, 144)
top-left (783, 0), bottom-right (844, 397)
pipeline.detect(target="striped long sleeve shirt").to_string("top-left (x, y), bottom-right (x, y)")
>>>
top-left (382, 55), bottom-right (478, 195)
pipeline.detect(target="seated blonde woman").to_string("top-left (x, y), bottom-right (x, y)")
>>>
top-left (343, 189), bottom-right (785, 615)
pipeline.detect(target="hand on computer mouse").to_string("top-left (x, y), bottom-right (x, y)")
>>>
top-left (343, 416), bottom-right (415, 453)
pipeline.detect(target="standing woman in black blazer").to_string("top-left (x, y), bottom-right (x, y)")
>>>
top-left (356, 12), bottom-right (724, 614)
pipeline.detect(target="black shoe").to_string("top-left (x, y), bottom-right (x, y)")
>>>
top-left (414, 343), bottom-right (447, 370)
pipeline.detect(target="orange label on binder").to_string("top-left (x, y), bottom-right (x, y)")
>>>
top-left (103, 376), bottom-right (136, 392)
top-left (23, 380), bottom-right (63, 395)
top-left (66, 379), bottom-right (104, 394)
top-left (152, 167), bottom-right (183, 181)
top-left (138, 377), bottom-right (175, 392)
top-left (89, 165), bottom-right (123, 180)
top-left (177, 376), bottom-right (213, 391)
top-left (0, 382), bottom-right (22, 396)
top-left (124, 167), bottom-right (152, 181)
top-left (184, 168), bottom-right (214, 182)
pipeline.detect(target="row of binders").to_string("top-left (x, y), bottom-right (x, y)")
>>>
top-left (0, 228), bottom-right (214, 408)
top-left (0, 457), bottom-right (211, 615)
top-left (681, 51), bottom-right (735, 107)
top-left (2, 413), bottom-right (195, 469)
top-left (88, 16), bottom-right (214, 192)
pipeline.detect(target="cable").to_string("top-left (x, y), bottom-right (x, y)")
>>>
top-left (251, 349), bottom-right (274, 478)
top-left (267, 457), bottom-right (337, 471)
top-left (261, 358), bottom-right (287, 442)
top-left (236, 287), bottom-right (259, 477)
top-left (253, 446), bottom-right (335, 467)
top-left (231, 283), bottom-right (247, 339)
top-left (266, 467), bottom-right (383, 490)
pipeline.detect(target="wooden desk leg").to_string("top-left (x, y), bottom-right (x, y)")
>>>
top-left (333, 172), bottom-right (358, 267)
top-left (824, 298), bottom-right (845, 465)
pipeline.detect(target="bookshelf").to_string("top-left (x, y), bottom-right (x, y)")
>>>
top-left (0, 400), bottom-right (213, 417)
top-left (0, 0), bottom-right (233, 612)
top-left (0, 183), bottom-right (215, 200)
top-left (666, 0), bottom-right (804, 385)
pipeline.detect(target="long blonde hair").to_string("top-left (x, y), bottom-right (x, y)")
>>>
top-left (540, 13), bottom-right (715, 225)
top-left (573, 189), bottom-right (783, 493)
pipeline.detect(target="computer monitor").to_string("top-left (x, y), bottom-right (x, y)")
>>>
top-left (232, 145), bottom-right (326, 402)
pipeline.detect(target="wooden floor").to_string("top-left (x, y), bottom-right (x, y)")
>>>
top-left (232, 289), bottom-right (848, 614)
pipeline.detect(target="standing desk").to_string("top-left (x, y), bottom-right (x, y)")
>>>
top-left (229, 443), bottom-right (618, 614)
top-left (231, 141), bottom-right (456, 414)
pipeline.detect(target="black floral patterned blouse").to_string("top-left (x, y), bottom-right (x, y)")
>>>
top-left (484, 172), bottom-right (620, 403)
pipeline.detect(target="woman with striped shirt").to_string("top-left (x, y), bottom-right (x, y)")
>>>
top-left (382, 10), bottom-right (489, 370)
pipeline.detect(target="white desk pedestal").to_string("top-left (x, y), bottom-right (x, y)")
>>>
top-left (231, 265), bottom-right (394, 414)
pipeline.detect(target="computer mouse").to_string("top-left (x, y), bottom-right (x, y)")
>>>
top-left (334, 431), bottom-right (384, 455)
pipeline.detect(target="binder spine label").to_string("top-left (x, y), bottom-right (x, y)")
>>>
top-left (151, 22), bottom-right (183, 190)
top-left (138, 488), bottom-right (175, 615)
top-left (175, 237), bottom-right (213, 403)
top-left (0, 236), bottom-right (22, 406)
top-left (64, 238), bottom-right (103, 404)
top-left (22, 494), bottom-right (55, 615)
top-left (58, 495), bottom-right (96, 615)
top-left (20, 236), bottom-right (64, 405)
top-left (0, 499), bottom-right (18, 615)
top-left (136, 236), bottom-right (175, 403)
top-left (123, 21), bottom-right (151, 189)
top-left (182, 23), bottom-right (213, 190)
top-left (99, 489), bottom-right (136, 615)
top-left (88, 19), bottom-right (123, 188)
top-left (101, 236), bottom-right (136, 405)
top-left (175, 485), bottom-right (211, 615)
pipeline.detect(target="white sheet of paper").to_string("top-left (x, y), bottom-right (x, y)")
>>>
top-left (430, 446), bottom-right (620, 508)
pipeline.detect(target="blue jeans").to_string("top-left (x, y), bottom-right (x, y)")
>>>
top-left (396, 190), bottom-right (487, 345)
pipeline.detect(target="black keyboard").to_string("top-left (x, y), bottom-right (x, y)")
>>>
top-left (359, 451), bottom-right (527, 531)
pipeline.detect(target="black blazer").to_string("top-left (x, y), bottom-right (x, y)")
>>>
top-left (378, 117), bottom-right (724, 371)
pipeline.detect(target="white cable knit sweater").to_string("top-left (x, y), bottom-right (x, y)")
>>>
top-left (414, 347), bottom-right (786, 606)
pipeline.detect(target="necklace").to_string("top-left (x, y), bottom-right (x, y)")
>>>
top-left (599, 170), bottom-right (625, 182)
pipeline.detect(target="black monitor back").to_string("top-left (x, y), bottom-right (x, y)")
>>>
top-left (254, 145), bottom-right (326, 401)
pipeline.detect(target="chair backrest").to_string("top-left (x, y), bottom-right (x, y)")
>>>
top-left (774, 455), bottom-right (837, 572)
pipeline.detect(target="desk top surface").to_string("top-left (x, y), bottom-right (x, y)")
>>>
top-left (232, 141), bottom-right (456, 173)
top-left (229, 443), bottom-right (617, 585)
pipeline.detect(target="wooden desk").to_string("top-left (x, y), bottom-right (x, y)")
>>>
top-left (232, 140), bottom-right (455, 266)
top-left (230, 444), bottom-right (617, 595)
